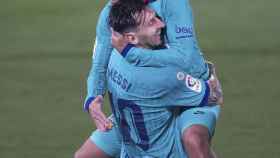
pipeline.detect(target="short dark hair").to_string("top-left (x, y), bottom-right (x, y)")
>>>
top-left (108, 0), bottom-right (146, 33)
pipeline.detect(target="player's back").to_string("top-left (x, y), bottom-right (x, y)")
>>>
top-left (107, 51), bottom-right (188, 158)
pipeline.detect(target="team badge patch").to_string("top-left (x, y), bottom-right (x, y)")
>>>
top-left (177, 72), bottom-right (185, 81)
top-left (185, 74), bottom-right (202, 93)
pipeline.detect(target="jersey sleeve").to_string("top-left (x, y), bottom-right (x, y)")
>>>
top-left (122, 0), bottom-right (201, 69)
top-left (84, 3), bottom-right (112, 111)
top-left (124, 66), bottom-right (210, 108)
top-left (164, 73), bottom-right (210, 107)
top-left (152, 70), bottom-right (210, 107)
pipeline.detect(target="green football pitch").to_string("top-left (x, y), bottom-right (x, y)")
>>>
top-left (1, 0), bottom-right (279, 157)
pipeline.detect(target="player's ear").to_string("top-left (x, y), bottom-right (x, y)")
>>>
top-left (124, 32), bottom-right (138, 45)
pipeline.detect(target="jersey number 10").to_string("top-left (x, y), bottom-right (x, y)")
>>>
top-left (108, 92), bottom-right (150, 151)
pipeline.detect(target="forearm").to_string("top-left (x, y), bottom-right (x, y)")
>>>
top-left (84, 3), bottom-right (112, 111)
top-left (161, 71), bottom-right (222, 107)
top-left (121, 43), bottom-right (188, 67)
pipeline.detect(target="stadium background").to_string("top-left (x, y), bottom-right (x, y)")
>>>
top-left (1, 0), bottom-right (279, 157)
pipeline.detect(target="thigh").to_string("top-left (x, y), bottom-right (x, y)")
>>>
top-left (76, 138), bottom-right (113, 158)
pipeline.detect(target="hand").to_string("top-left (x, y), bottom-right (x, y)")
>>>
top-left (89, 95), bottom-right (113, 131)
top-left (206, 62), bottom-right (224, 106)
top-left (207, 78), bottom-right (223, 106)
top-left (111, 28), bottom-right (129, 53)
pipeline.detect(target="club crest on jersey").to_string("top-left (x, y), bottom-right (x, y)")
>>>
top-left (185, 74), bottom-right (202, 93)
top-left (177, 72), bottom-right (185, 80)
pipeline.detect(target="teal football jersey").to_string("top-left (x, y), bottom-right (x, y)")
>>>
top-left (85, 1), bottom-right (163, 110)
top-left (84, 0), bottom-right (210, 111)
top-left (107, 50), bottom-right (209, 158)
top-left (124, 0), bottom-right (209, 80)
top-left (84, 1), bottom-right (221, 157)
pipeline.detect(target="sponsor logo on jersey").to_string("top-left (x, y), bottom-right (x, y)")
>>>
top-left (185, 74), bottom-right (202, 93)
top-left (175, 25), bottom-right (193, 39)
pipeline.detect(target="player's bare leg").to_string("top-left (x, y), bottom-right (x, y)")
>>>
top-left (182, 125), bottom-right (216, 158)
top-left (74, 138), bottom-right (112, 158)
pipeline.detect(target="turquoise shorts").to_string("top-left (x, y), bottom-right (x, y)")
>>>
top-left (178, 105), bottom-right (220, 137)
top-left (90, 105), bottom-right (220, 157)
top-left (90, 115), bottom-right (122, 157)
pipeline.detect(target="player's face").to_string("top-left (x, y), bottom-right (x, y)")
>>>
top-left (134, 7), bottom-right (165, 49)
